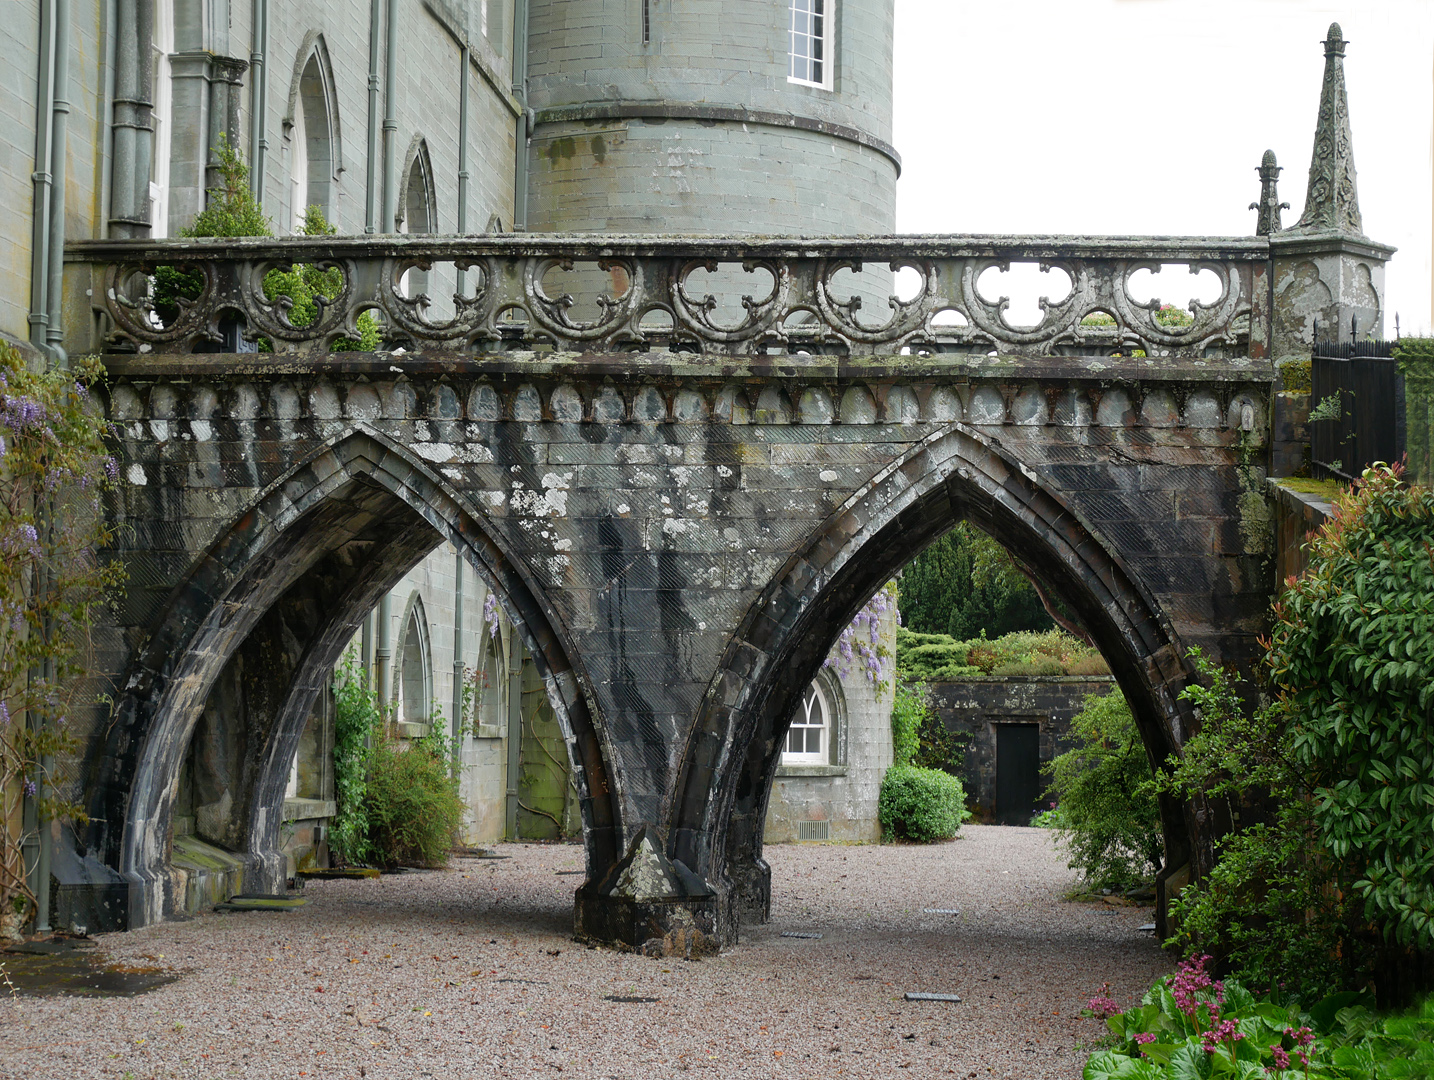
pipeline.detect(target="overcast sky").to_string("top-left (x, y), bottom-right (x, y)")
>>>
top-left (891, 0), bottom-right (1434, 333)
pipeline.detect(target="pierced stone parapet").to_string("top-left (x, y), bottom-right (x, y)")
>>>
top-left (67, 234), bottom-right (1271, 360)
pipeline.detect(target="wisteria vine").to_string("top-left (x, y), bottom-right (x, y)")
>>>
top-left (0, 346), bottom-right (125, 933)
top-left (823, 580), bottom-right (900, 693)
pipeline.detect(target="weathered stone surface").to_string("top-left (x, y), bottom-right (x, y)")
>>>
top-left (68, 346), bottom-right (1278, 948)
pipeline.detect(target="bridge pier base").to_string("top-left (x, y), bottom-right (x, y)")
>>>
top-left (573, 827), bottom-right (724, 957)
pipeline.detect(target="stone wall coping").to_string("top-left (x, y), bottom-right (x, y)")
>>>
top-left (1267, 477), bottom-right (1338, 520)
top-left (1268, 230), bottom-right (1396, 261)
top-left (926, 676), bottom-right (1118, 686)
top-left (67, 233), bottom-right (1273, 263)
top-left (282, 798), bottom-right (337, 821)
top-left (99, 350), bottom-right (1277, 383)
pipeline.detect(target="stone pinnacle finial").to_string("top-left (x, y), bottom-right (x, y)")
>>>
top-left (1292, 22), bottom-right (1363, 234)
top-left (1250, 150), bottom-right (1290, 235)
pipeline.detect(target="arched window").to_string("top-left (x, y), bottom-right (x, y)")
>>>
top-left (479, 630), bottom-right (505, 732)
top-left (401, 141), bottom-right (436, 235)
top-left (149, 1), bottom-right (175, 236)
top-left (397, 139), bottom-right (437, 297)
top-left (394, 594), bottom-right (432, 724)
top-left (784, 682), bottom-right (830, 763)
top-left (285, 36), bottom-right (341, 231)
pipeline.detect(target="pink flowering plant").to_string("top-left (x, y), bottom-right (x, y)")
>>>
top-left (1084, 954), bottom-right (1434, 1079)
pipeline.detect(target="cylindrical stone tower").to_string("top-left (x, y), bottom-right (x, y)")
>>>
top-left (523, 0), bottom-right (898, 236)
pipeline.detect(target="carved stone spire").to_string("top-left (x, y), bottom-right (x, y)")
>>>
top-left (1250, 150), bottom-right (1289, 235)
top-left (1292, 23), bottom-right (1363, 234)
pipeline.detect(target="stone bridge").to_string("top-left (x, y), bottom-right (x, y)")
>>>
top-left (55, 230), bottom-right (1369, 951)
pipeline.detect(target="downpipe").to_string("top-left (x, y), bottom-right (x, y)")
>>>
top-left (28, 0), bottom-right (57, 354)
top-left (365, 0), bottom-right (382, 232)
top-left (505, 626), bottom-right (521, 839)
top-left (511, 0), bottom-right (529, 229)
top-left (248, 0), bottom-right (268, 202)
top-left (381, 0), bottom-right (399, 231)
top-left (45, 0), bottom-right (71, 366)
top-left (451, 551), bottom-right (464, 772)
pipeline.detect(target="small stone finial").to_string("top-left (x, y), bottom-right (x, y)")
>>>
top-left (1292, 22), bottom-right (1363, 234)
top-left (1250, 149), bottom-right (1290, 235)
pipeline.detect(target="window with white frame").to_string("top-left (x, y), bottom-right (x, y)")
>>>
top-left (783, 682), bottom-right (829, 763)
top-left (788, 0), bottom-right (832, 89)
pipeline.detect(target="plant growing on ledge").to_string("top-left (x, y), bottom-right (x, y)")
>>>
top-left (152, 139), bottom-right (381, 351)
top-left (0, 344), bottom-right (125, 933)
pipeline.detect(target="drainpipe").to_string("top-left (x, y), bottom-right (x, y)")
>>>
top-left (248, 0), bottom-right (268, 203)
top-left (456, 44), bottom-right (470, 288)
top-left (504, 626), bottom-right (522, 839)
top-left (450, 551), bottom-right (464, 771)
top-left (29, 0), bottom-right (57, 355)
top-left (375, 594), bottom-right (392, 713)
top-left (381, 0), bottom-right (399, 231)
top-left (365, 0), bottom-right (382, 232)
top-left (360, 609), bottom-right (373, 689)
top-left (511, 0), bottom-right (529, 229)
top-left (98, 0), bottom-right (116, 240)
top-left (45, 0), bottom-right (71, 367)
top-left (107, 0), bottom-right (141, 235)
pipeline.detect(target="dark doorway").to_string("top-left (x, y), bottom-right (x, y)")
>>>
top-left (995, 723), bottom-right (1042, 825)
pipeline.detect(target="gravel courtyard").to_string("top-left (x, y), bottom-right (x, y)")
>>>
top-left (0, 826), bottom-right (1170, 1079)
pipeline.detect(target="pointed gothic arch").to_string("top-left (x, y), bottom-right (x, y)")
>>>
top-left (92, 429), bottom-right (619, 928)
top-left (668, 422), bottom-right (1205, 936)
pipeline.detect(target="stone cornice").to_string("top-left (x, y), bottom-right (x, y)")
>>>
top-left (533, 101), bottom-right (902, 174)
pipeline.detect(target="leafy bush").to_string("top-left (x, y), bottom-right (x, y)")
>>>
top-left (890, 680), bottom-right (966, 776)
top-left (1163, 465), bottom-right (1434, 1001)
top-left (1086, 954), bottom-right (1434, 1080)
top-left (1044, 689), bottom-right (1163, 891)
top-left (879, 764), bottom-right (968, 842)
top-left (326, 656), bottom-right (464, 869)
top-left (896, 626), bottom-right (1105, 682)
top-left (329, 654), bottom-right (379, 866)
top-left (363, 725), bottom-right (465, 868)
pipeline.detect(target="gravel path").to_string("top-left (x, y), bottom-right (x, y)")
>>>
top-left (0, 826), bottom-right (1170, 1079)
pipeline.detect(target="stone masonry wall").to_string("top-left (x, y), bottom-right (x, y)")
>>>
top-left (927, 677), bottom-right (1118, 822)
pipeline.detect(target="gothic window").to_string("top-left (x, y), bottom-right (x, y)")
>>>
top-left (783, 682), bottom-right (830, 763)
top-left (398, 139), bottom-right (437, 295)
top-left (149, 1), bottom-right (174, 236)
top-left (394, 594), bottom-right (432, 724)
top-left (788, 0), bottom-right (832, 89)
top-left (479, 630), bottom-right (505, 732)
top-left (286, 37), bottom-right (341, 231)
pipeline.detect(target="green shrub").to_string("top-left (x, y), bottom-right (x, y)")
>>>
top-left (890, 680), bottom-right (967, 776)
top-left (363, 725), bottom-right (465, 868)
top-left (896, 625), bottom-right (1104, 682)
top-left (879, 764), bottom-right (968, 842)
top-left (1044, 689), bottom-right (1163, 891)
top-left (1162, 465), bottom-right (1434, 1000)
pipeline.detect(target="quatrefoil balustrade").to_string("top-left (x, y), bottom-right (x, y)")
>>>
top-left (71, 234), bottom-right (1270, 360)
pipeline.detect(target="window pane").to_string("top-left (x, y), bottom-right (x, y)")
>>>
top-left (806, 728), bottom-right (821, 755)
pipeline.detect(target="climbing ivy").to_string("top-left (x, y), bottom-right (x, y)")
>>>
top-left (0, 344), bottom-right (125, 928)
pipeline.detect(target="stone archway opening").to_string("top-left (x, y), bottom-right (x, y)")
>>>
top-left (94, 435), bottom-right (620, 929)
top-left (667, 424), bottom-right (1207, 948)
